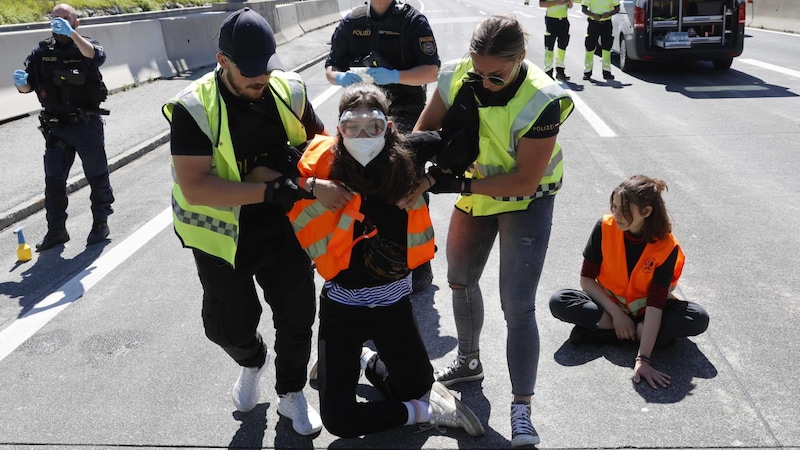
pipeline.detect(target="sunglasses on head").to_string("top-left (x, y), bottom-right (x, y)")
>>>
top-left (338, 109), bottom-right (388, 139)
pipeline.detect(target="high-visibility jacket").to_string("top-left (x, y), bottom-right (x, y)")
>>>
top-left (437, 59), bottom-right (574, 216)
top-left (546, 0), bottom-right (581, 18)
top-left (597, 215), bottom-right (685, 317)
top-left (584, 0), bottom-right (619, 20)
top-left (287, 135), bottom-right (435, 281)
top-left (162, 68), bottom-right (308, 267)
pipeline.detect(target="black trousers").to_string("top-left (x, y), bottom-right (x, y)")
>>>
top-left (192, 220), bottom-right (316, 394)
top-left (545, 16), bottom-right (571, 51)
top-left (549, 288), bottom-right (710, 345)
top-left (43, 115), bottom-right (114, 228)
top-left (317, 291), bottom-right (434, 438)
top-left (585, 19), bottom-right (614, 51)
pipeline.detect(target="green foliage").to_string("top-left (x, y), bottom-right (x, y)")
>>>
top-left (0, 0), bottom-right (224, 25)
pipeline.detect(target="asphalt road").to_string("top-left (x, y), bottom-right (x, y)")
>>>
top-left (1, 0), bottom-right (800, 448)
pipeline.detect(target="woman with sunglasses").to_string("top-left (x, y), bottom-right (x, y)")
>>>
top-left (284, 83), bottom-right (484, 439)
top-left (413, 14), bottom-right (574, 447)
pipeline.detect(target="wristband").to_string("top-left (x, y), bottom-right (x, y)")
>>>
top-left (461, 178), bottom-right (472, 195)
top-left (310, 175), bottom-right (317, 197)
top-left (635, 354), bottom-right (651, 364)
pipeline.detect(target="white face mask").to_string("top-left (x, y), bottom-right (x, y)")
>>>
top-left (342, 136), bottom-right (386, 167)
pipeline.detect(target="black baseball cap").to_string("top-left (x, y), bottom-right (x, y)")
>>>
top-left (218, 8), bottom-right (283, 77)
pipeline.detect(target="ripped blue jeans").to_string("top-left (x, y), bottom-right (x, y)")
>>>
top-left (446, 195), bottom-right (554, 397)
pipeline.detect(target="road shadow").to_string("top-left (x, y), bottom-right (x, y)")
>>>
top-left (553, 337), bottom-right (717, 403)
top-left (616, 58), bottom-right (797, 99)
top-left (411, 283), bottom-right (457, 360)
top-left (1, 239), bottom-right (110, 317)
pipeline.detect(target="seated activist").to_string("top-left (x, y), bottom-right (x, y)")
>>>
top-left (249, 83), bottom-right (485, 438)
top-left (549, 175), bottom-right (710, 388)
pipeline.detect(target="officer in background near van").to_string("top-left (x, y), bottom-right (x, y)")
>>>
top-left (541, 0), bottom-right (579, 81)
top-left (324, 0), bottom-right (441, 293)
top-left (13, 3), bottom-right (114, 251)
top-left (582, 0), bottom-right (620, 81)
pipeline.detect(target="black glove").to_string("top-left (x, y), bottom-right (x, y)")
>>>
top-left (437, 84), bottom-right (480, 174)
top-left (427, 166), bottom-right (463, 194)
top-left (405, 131), bottom-right (443, 167)
top-left (265, 175), bottom-right (314, 212)
top-left (262, 144), bottom-right (304, 178)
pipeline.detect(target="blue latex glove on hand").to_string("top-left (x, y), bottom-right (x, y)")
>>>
top-left (13, 70), bottom-right (29, 87)
top-left (366, 67), bottom-right (400, 85)
top-left (51, 17), bottom-right (74, 36)
top-left (335, 71), bottom-right (363, 87)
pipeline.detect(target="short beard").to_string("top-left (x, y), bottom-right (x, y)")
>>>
top-left (223, 68), bottom-right (266, 102)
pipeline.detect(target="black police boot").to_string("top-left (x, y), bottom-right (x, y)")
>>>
top-left (36, 228), bottom-right (70, 252)
top-left (555, 68), bottom-right (570, 81)
top-left (544, 69), bottom-right (553, 79)
top-left (411, 261), bottom-right (434, 293)
top-left (87, 221), bottom-right (110, 245)
top-left (602, 70), bottom-right (615, 80)
top-left (583, 71), bottom-right (592, 80)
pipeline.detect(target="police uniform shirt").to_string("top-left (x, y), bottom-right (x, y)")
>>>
top-left (170, 70), bottom-right (325, 235)
top-left (24, 37), bottom-right (106, 114)
top-left (325, 1), bottom-right (440, 101)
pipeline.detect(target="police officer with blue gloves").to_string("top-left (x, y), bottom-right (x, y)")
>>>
top-left (13, 3), bottom-right (113, 251)
top-left (325, 0), bottom-right (440, 134)
top-left (325, 0), bottom-right (440, 293)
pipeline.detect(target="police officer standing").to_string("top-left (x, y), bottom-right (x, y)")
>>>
top-left (541, 0), bottom-right (578, 81)
top-left (324, 0), bottom-right (440, 293)
top-left (13, 3), bottom-right (114, 251)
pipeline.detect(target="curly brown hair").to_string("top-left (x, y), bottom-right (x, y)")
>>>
top-left (330, 84), bottom-right (418, 204)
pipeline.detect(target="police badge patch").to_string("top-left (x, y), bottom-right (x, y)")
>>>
top-left (419, 36), bottom-right (436, 56)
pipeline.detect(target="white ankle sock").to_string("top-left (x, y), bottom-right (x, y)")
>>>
top-left (403, 399), bottom-right (431, 425)
top-left (360, 348), bottom-right (377, 371)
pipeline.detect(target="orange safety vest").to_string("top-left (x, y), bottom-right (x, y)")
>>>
top-left (287, 135), bottom-right (435, 281)
top-left (596, 215), bottom-right (685, 317)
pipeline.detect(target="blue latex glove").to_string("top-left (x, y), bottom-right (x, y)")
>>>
top-left (335, 71), bottom-right (363, 87)
top-left (366, 67), bottom-right (400, 85)
top-left (51, 17), bottom-right (74, 36)
top-left (13, 70), bottom-right (29, 87)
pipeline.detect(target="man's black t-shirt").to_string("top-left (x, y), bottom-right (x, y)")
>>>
top-left (169, 70), bottom-right (325, 237)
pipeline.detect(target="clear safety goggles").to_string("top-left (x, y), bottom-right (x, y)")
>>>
top-left (338, 109), bottom-right (388, 139)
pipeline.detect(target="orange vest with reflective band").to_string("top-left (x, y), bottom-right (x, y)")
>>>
top-left (287, 135), bottom-right (435, 281)
top-left (596, 215), bottom-right (685, 317)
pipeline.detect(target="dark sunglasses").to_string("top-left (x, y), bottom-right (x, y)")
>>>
top-left (465, 62), bottom-right (519, 87)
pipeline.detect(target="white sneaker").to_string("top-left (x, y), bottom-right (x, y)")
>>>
top-left (428, 381), bottom-right (485, 437)
top-left (231, 350), bottom-right (270, 413)
top-left (278, 390), bottom-right (323, 436)
top-left (510, 401), bottom-right (539, 446)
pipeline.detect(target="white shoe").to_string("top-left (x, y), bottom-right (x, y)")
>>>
top-left (232, 350), bottom-right (270, 412)
top-left (278, 390), bottom-right (323, 436)
top-left (428, 381), bottom-right (485, 437)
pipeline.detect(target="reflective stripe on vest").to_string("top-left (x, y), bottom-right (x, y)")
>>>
top-left (437, 59), bottom-right (574, 216)
top-left (162, 68), bottom-right (307, 267)
top-left (596, 215), bottom-right (685, 316)
top-left (287, 135), bottom-right (435, 280)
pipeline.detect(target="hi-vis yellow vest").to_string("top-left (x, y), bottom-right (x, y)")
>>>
top-left (437, 59), bottom-right (574, 216)
top-left (287, 135), bottom-right (435, 281)
top-left (162, 68), bottom-right (308, 267)
top-left (597, 215), bottom-right (685, 317)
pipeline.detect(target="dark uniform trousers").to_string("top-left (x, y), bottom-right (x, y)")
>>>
top-left (44, 114), bottom-right (114, 228)
top-left (191, 216), bottom-right (317, 395)
top-left (585, 19), bottom-right (614, 52)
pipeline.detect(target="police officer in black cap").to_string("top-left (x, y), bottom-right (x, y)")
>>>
top-left (325, 0), bottom-right (440, 292)
top-left (13, 3), bottom-right (113, 251)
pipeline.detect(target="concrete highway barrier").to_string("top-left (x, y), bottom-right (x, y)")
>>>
top-left (747, 0), bottom-right (800, 33)
top-left (0, 0), bottom-right (341, 124)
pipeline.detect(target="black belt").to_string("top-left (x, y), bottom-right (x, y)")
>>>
top-left (41, 108), bottom-right (110, 125)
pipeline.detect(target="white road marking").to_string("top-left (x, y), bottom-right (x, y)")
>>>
top-left (560, 85), bottom-right (617, 137)
top-left (0, 208), bottom-right (172, 362)
top-left (739, 58), bottom-right (800, 79)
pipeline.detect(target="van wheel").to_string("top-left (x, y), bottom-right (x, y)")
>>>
top-left (712, 58), bottom-right (733, 70)
top-left (620, 36), bottom-right (638, 72)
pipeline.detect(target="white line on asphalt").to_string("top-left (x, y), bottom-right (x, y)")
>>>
top-left (0, 86), bottom-right (337, 364)
top-left (0, 208), bottom-right (173, 362)
top-left (560, 85), bottom-right (617, 137)
top-left (739, 58), bottom-right (800, 79)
